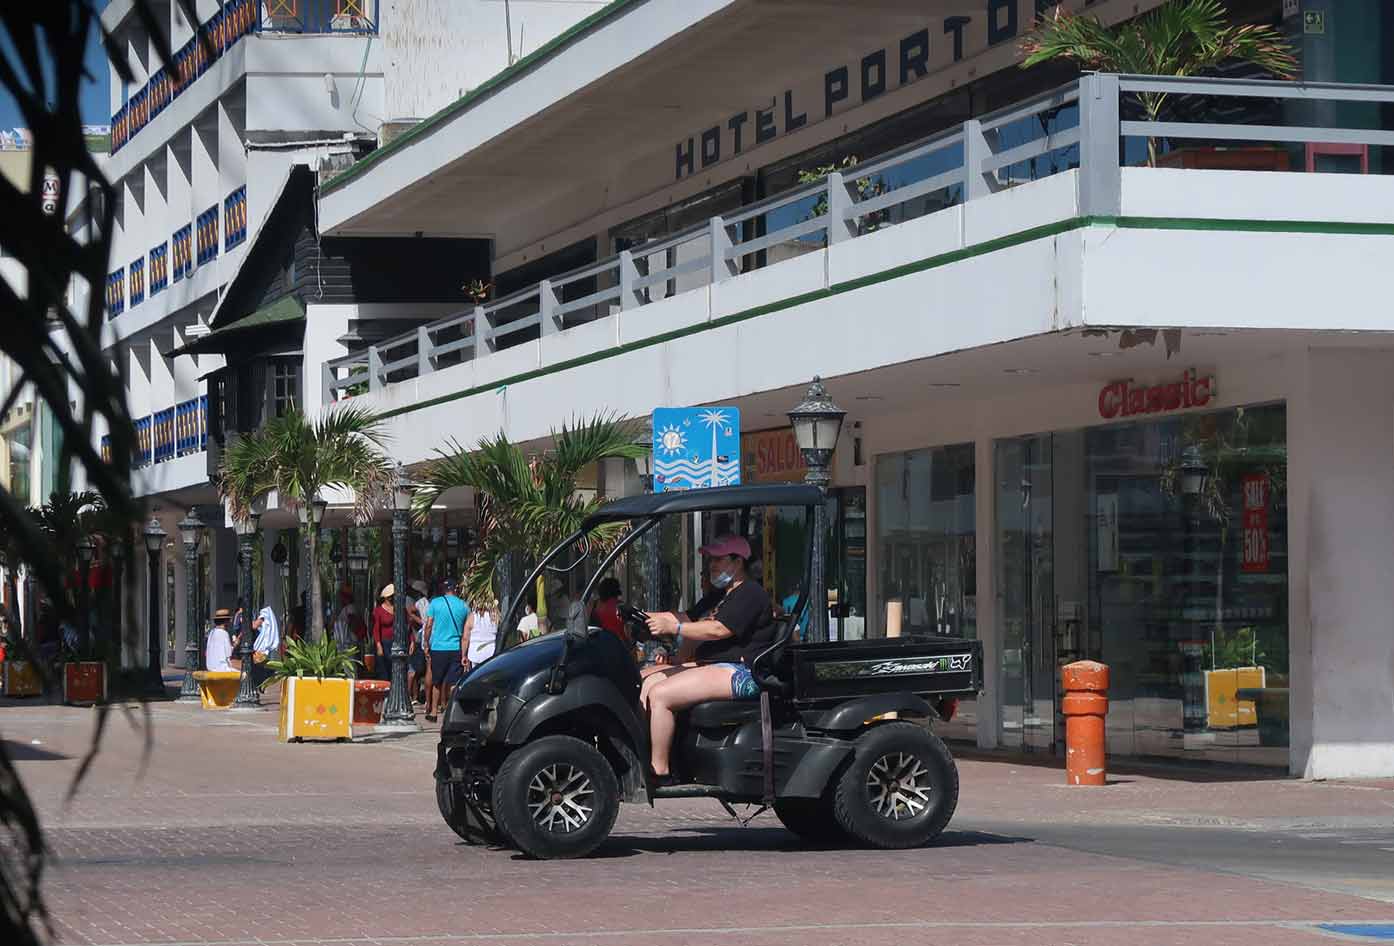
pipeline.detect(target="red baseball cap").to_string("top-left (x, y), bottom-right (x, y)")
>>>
top-left (699, 535), bottom-right (751, 560)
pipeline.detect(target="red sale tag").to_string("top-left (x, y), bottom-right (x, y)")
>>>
top-left (1241, 474), bottom-right (1269, 573)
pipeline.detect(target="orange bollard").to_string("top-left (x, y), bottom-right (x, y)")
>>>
top-left (1061, 660), bottom-right (1109, 786)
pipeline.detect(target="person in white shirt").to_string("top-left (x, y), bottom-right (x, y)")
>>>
top-left (467, 596), bottom-right (498, 667)
top-left (204, 608), bottom-right (235, 672)
top-left (516, 594), bottom-right (540, 641)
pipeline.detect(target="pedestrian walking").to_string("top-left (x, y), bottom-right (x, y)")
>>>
top-left (467, 594), bottom-right (498, 668)
top-left (422, 578), bottom-right (470, 724)
top-left (371, 584), bottom-right (396, 681)
top-left (408, 579), bottom-right (429, 703)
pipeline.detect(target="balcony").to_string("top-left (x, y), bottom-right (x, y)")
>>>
top-left (110, 0), bottom-right (377, 156)
top-left (110, 395), bottom-right (209, 470)
top-left (323, 74), bottom-right (1394, 404)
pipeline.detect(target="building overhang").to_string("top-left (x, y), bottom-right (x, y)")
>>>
top-left (316, 0), bottom-right (1054, 239)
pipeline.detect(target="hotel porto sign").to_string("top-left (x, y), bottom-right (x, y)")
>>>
top-left (672, 0), bottom-right (1165, 183)
top-left (1098, 369), bottom-right (1216, 420)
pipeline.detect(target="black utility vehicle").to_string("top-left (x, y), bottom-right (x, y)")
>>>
top-left (435, 484), bottom-right (982, 859)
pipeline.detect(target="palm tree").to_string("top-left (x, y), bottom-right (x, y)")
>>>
top-left (218, 406), bottom-right (393, 640)
top-left (1020, 0), bottom-right (1296, 166)
top-left (412, 415), bottom-right (645, 631)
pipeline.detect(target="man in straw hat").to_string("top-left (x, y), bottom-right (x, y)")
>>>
top-left (205, 607), bottom-right (236, 673)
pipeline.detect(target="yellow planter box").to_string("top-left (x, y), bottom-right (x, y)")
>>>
top-left (277, 677), bottom-right (353, 742)
top-left (1205, 666), bottom-right (1266, 730)
top-left (193, 670), bottom-right (242, 709)
top-left (4, 660), bottom-right (42, 697)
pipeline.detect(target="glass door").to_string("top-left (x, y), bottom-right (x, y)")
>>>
top-left (996, 435), bottom-right (1056, 752)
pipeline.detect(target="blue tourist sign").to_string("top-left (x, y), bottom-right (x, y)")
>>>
top-left (652, 406), bottom-right (741, 492)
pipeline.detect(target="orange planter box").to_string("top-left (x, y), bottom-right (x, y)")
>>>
top-left (353, 679), bottom-right (391, 725)
top-left (63, 662), bottom-right (107, 705)
top-left (4, 660), bottom-right (42, 697)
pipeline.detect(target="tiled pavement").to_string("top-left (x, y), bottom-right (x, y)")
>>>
top-left (5, 699), bottom-right (1394, 946)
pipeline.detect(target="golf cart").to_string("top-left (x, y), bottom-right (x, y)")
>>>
top-left (434, 484), bottom-right (982, 859)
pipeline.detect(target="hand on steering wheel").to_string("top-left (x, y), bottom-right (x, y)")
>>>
top-left (617, 602), bottom-right (652, 642)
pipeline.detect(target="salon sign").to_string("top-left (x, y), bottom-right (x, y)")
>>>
top-left (1097, 369), bottom-right (1216, 420)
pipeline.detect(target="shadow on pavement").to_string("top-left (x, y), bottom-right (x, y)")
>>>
top-left (951, 745), bottom-right (1293, 784)
top-left (566, 826), bottom-right (1033, 859)
top-left (2, 740), bottom-right (71, 761)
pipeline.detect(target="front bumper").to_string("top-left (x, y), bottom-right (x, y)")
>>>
top-left (435, 730), bottom-right (484, 782)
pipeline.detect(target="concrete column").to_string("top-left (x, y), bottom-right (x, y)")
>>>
top-left (974, 434), bottom-right (999, 750)
top-left (1297, 348), bottom-right (1394, 778)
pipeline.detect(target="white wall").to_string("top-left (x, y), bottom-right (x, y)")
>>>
top-left (1292, 348), bottom-right (1394, 779)
top-left (381, 0), bottom-right (607, 121)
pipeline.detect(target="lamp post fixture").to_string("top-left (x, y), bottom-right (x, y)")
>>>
top-left (142, 518), bottom-right (167, 696)
top-left (788, 376), bottom-right (846, 644)
top-left (109, 537), bottom-right (125, 668)
top-left (379, 463), bottom-right (418, 731)
top-left (633, 430), bottom-right (660, 609)
top-left (75, 535), bottom-right (95, 651)
top-left (1180, 443), bottom-right (1209, 497)
top-left (176, 511), bottom-right (204, 701)
top-left (231, 512), bottom-right (261, 709)
top-left (298, 497), bottom-right (327, 637)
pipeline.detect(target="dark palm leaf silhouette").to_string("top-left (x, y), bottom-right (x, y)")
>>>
top-left (0, 3), bottom-right (206, 943)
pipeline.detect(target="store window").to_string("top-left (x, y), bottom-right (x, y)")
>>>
top-left (875, 442), bottom-right (976, 742)
top-left (5, 427), bottom-right (30, 506)
top-left (271, 360), bottom-right (299, 417)
top-left (996, 403), bottom-right (1289, 766)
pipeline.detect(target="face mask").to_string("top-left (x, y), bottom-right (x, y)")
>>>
top-left (712, 569), bottom-right (735, 590)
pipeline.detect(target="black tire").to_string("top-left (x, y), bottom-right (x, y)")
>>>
top-left (774, 793), bottom-right (847, 844)
top-left (436, 776), bottom-right (508, 846)
top-left (832, 722), bottom-right (958, 850)
top-left (491, 735), bottom-right (620, 860)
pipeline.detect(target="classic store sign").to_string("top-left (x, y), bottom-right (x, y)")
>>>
top-left (672, 0), bottom-right (1163, 182)
top-left (1097, 369), bottom-right (1216, 420)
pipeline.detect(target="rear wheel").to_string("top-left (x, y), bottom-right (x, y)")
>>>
top-left (833, 722), bottom-right (958, 849)
top-left (773, 793), bottom-right (847, 844)
top-left (492, 735), bottom-right (620, 860)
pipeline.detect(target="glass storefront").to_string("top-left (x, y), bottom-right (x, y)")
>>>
top-left (996, 403), bottom-right (1289, 766)
top-left (875, 442), bottom-right (977, 742)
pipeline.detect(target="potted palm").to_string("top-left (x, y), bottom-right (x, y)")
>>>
top-left (1020, 0), bottom-right (1296, 167)
top-left (264, 635), bottom-right (361, 742)
top-left (218, 405), bottom-right (393, 642)
top-left (412, 414), bottom-right (645, 636)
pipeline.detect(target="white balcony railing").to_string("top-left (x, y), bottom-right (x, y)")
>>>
top-left (323, 73), bottom-right (1394, 403)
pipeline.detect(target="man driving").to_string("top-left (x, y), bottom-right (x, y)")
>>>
top-left (642, 535), bottom-right (772, 785)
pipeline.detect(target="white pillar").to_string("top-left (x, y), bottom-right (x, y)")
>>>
top-left (1297, 348), bottom-right (1394, 778)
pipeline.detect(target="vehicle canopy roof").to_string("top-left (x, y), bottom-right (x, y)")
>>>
top-left (582, 483), bottom-right (822, 528)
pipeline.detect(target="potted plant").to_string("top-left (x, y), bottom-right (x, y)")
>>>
top-left (1020, 0), bottom-right (1296, 167)
top-left (264, 636), bottom-right (360, 742)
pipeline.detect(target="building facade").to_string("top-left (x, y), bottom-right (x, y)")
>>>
top-left (308, 0), bottom-right (1394, 778)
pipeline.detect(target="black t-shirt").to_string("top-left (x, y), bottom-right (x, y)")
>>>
top-left (684, 588), bottom-right (726, 621)
top-left (694, 580), bottom-right (774, 666)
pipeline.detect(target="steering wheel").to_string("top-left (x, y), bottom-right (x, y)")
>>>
top-left (617, 602), bottom-right (652, 642)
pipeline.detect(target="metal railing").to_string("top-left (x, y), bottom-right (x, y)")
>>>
top-left (117, 396), bottom-right (209, 470)
top-left (324, 73), bottom-right (1394, 403)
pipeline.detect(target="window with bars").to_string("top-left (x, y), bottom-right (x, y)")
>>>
top-left (272, 361), bottom-right (300, 418)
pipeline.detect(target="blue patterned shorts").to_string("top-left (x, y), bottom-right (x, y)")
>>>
top-left (718, 663), bottom-right (760, 700)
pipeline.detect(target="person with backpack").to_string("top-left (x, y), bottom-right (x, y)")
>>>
top-left (422, 578), bottom-right (471, 724)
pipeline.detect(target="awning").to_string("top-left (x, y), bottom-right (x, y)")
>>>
top-left (170, 295), bottom-right (306, 358)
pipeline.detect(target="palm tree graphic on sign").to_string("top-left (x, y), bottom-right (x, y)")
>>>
top-left (698, 409), bottom-right (730, 486)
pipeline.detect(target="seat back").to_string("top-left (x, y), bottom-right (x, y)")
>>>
top-left (749, 617), bottom-right (795, 697)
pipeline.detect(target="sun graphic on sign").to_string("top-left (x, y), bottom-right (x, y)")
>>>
top-left (657, 424), bottom-right (687, 455)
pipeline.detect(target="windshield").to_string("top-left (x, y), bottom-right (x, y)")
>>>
top-left (495, 502), bottom-right (815, 658)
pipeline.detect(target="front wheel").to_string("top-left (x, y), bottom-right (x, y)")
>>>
top-left (436, 776), bottom-right (508, 846)
top-left (832, 722), bottom-right (958, 849)
top-left (491, 735), bottom-right (620, 860)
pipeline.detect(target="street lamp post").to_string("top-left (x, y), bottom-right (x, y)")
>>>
top-left (379, 463), bottom-right (418, 731)
top-left (109, 538), bottom-right (125, 669)
top-left (176, 511), bottom-right (204, 701)
top-left (75, 534), bottom-right (94, 652)
top-left (633, 430), bottom-right (660, 609)
top-left (142, 518), bottom-right (167, 696)
top-left (788, 376), bottom-right (846, 644)
top-left (232, 513), bottom-right (261, 709)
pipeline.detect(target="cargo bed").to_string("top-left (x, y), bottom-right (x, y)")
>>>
top-left (788, 636), bottom-right (983, 705)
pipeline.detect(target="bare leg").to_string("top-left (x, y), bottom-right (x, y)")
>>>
top-left (647, 665), bottom-right (737, 776)
top-left (639, 666), bottom-right (684, 710)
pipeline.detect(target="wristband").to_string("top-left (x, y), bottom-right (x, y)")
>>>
top-left (676, 622), bottom-right (683, 643)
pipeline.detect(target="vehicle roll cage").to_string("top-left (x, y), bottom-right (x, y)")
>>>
top-left (494, 484), bottom-right (822, 665)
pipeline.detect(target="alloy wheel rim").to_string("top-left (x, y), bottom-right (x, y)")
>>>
top-left (527, 763), bottom-right (595, 833)
top-left (866, 751), bottom-right (933, 821)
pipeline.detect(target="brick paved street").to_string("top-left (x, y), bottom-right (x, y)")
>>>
top-left (5, 699), bottom-right (1394, 946)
